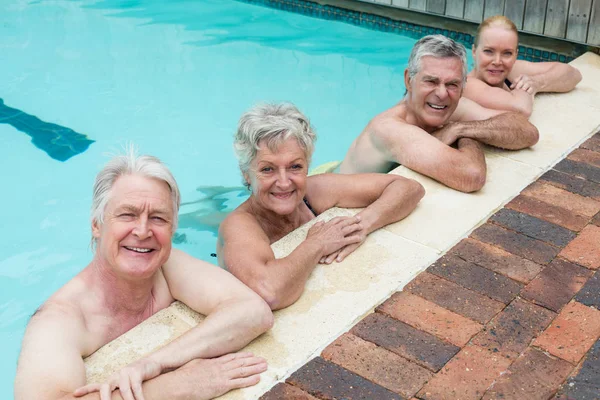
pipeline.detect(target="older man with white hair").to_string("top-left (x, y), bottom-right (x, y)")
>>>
top-left (340, 34), bottom-right (540, 193)
top-left (15, 150), bottom-right (274, 400)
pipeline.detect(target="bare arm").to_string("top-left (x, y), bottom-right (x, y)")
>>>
top-left (306, 173), bottom-right (424, 235)
top-left (447, 97), bottom-right (539, 149)
top-left (509, 59), bottom-right (582, 93)
top-left (370, 116), bottom-right (487, 193)
top-left (463, 77), bottom-right (535, 116)
top-left (144, 249), bottom-right (274, 369)
top-left (219, 211), bottom-right (362, 310)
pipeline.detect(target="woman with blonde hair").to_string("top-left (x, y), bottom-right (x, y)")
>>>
top-left (464, 15), bottom-right (582, 116)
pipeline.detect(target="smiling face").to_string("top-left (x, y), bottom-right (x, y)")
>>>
top-left (473, 25), bottom-right (518, 87)
top-left (92, 174), bottom-right (174, 280)
top-left (246, 138), bottom-right (308, 216)
top-left (405, 55), bottom-right (464, 130)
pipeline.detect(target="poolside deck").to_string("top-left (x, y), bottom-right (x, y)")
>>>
top-left (84, 52), bottom-right (600, 400)
top-left (259, 130), bottom-right (600, 399)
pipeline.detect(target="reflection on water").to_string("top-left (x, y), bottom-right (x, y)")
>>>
top-left (177, 185), bottom-right (249, 238)
top-left (0, 98), bottom-right (94, 161)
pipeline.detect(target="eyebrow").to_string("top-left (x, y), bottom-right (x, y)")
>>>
top-left (115, 204), bottom-right (171, 215)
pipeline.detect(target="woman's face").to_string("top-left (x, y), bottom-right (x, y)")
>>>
top-left (473, 25), bottom-right (518, 87)
top-left (246, 137), bottom-right (309, 216)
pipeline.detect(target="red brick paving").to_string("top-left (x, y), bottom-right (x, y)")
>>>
top-left (481, 347), bottom-right (573, 400)
top-left (261, 134), bottom-right (600, 399)
top-left (417, 344), bottom-right (512, 400)
top-left (451, 238), bottom-right (543, 283)
top-left (377, 291), bottom-right (483, 347)
top-left (322, 333), bottom-right (432, 398)
top-left (559, 224), bottom-right (600, 269)
top-left (534, 301), bottom-right (600, 364)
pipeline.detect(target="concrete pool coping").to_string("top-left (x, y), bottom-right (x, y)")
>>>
top-left (84, 51), bottom-right (600, 399)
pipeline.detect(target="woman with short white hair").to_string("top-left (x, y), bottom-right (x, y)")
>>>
top-left (218, 102), bottom-right (425, 310)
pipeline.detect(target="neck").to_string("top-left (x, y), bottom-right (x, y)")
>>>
top-left (86, 256), bottom-right (156, 317)
top-left (248, 196), bottom-right (303, 242)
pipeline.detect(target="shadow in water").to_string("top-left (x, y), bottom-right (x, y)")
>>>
top-left (176, 185), bottom-right (249, 240)
top-left (0, 98), bottom-right (94, 161)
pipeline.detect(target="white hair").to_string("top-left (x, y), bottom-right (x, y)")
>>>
top-left (90, 146), bottom-right (180, 244)
top-left (234, 103), bottom-right (316, 184)
top-left (407, 34), bottom-right (468, 84)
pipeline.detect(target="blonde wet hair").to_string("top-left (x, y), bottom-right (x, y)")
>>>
top-left (474, 15), bottom-right (518, 48)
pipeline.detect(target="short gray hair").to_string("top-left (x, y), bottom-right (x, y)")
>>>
top-left (407, 35), bottom-right (468, 84)
top-left (234, 103), bottom-right (316, 178)
top-left (91, 147), bottom-right (180, 243)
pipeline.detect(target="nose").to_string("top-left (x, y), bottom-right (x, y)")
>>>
top-left (434, 83), bottom-right (448, 100)
top-left (132, 216), bottom-right (152, 239)
top-left (492, 53), bottom-right (501, 65)
top-left (275, 168), bottom-right (291, 188)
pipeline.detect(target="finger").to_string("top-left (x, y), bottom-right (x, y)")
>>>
top-left (132, 381), bottom-right (145, 400)
top-left (228, 360), bottom-right (268, 378)
top-left (100, 384), bottom-right (112, 400)
top-left (119, 374), bottom-right (135, 400)
top-left (343, 234), bottom-right (364, 247)
top-left (319, 256), bottom-right (326, 264)
top-left (73, 384), bottom-right (102, 397)
top-left (325, 250), bottom-right (341, 264)
top-left (342, 222), bottom-right (362, 236)
top-left (337, 242), bottom-right (361, 262)
top-left (228, 374), bottom-right (262, 390)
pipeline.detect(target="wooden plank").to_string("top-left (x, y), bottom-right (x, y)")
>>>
top-left (588, 0), bottom-right (600, 45)
top-left (523, 0), bottom-right (548, 33)
top-left (445, 0), bottom-right (465, 17)
top-left (464, 0), bottom-right (484, 21)
top-left (392, 0), bottom-right (410, 7)
top-left (544, 0), bottom-right (569, 37)
top-left (409, 0), bottom-right (427, 11)
top-left (427, 0), bottom-right (446, 14)
top-left (566, 0), bottom-right (593, 42)
top-left (484, 0), bottom-right (505, 19)
top-left (504, 0), bottom-right (526, 28)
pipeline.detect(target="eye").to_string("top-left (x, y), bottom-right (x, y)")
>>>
top-left (118, 213), bottom-right (134, 218)
top-left (260, 166), bottom-right (273, 173)
top-left (503, 51), bottom-right (513, 57)
top-left (483, 49), bottom-right (493, 54)
top-left (290, 164), bottom-right (304, 170)
top-left (151, 216), bottom-right (168, 223)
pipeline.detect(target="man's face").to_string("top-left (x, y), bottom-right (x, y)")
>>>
top-left (405, 56), bottom-right (464, 130)
top-left (92, 174), bottom-right (174, 280)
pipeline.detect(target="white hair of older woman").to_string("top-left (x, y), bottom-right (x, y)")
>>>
top-left (90, 146), bottom-right (180, 245)
top-left (234, 103), bottom-right (317, 184)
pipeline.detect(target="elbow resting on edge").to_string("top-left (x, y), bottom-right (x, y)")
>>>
top-left (460, 165), bottom-right (487, 193)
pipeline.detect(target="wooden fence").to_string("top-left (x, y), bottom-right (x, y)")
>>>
top-left (360, 0), bottom-right (599, 46)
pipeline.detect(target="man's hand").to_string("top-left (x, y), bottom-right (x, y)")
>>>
top-left (431, 123), bottom-right (460, 146)
top-left (73, 358), bottom-right (162, 400)
top-left (73, 352), bottom-right (267, 400)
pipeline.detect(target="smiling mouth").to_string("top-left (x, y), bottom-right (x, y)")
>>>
top-left (427, 103), bottom-right (447, 110)
top-left (124, 246), bottom-right (154, 253)
top-left (271, 191), bottom-right (294, 199)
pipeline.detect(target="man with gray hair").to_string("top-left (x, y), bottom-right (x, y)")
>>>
top-left (339, 34), bottom-right (539, 192)
top-left (15, 150), bottom-right (274, 400)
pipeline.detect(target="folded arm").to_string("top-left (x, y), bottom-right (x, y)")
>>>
top-left (463, 77), bottom-right (535, 116)
top-left (370, 116), bottom-right (487, 192)
top-left (219, 212), bottom-right (362, 310)
top-left (509, 59), bottom-right (582, 93)
top-left (448, 97), bottom-right (539, 149)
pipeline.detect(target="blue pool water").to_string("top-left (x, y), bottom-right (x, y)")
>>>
top-left (0, 0), bottom-right (422, 395)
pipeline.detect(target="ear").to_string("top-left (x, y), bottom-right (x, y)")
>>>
top-left (91, 219), bottom-right (102, 239)
top-left (404, 69), bottom-right (411, 93)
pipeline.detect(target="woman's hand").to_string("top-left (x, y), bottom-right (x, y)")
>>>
top-left (511, 74), bottom-right (539, 95)
top-left (73, 357), bottom-right (162, 400)
top-left (307, 215), bottom-right (363, 260)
